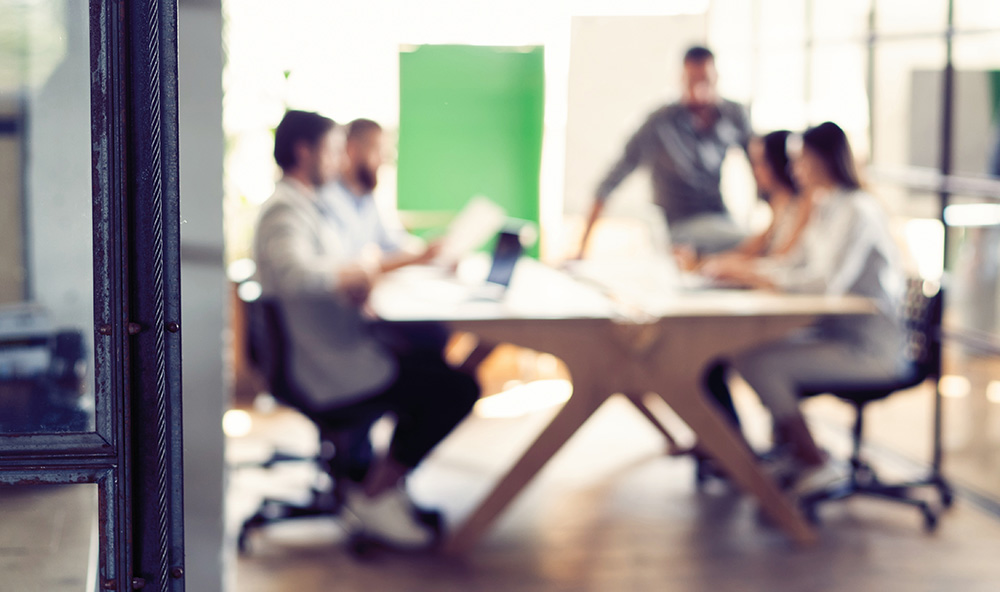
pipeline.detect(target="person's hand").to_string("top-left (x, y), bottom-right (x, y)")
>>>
top-left (673, 245), bottom-right (699, 271)
top-left (696, 250), bottom-right (750, 272)
top-left (337, 264), bottom-right (374, 306)
top-left (412, 239), bottom-right (442, 265)
top-left (700, 258), bottom-right (773, 290)
top-left (574, 199), bottom-right (604, 260)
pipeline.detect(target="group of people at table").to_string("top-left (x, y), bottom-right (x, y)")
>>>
top-left (251, 45), bottom-right (909, 549)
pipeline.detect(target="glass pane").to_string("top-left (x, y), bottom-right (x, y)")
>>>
top-left (955, 0), bottom-right (1000, 31)
top-left (0, 483), bottom-right (98, 591)
top-left (713, 33), bottom-right (753, 106)
top-left (868, 182), bottom-right (941, 220)
top-left (758, 0), bottom-right (806, 47)
top-left (707, 0), bottom-right (753, 51)
top-left (707, 0), bottom-right (753, 105)
top-left (809, 44), bottom-right (870, 159)
top-left (752, 48), bottom-right (807, 132)
top-left (952, 33), bottom-right (1000, 178)
top-left (943, 196), bottom-right (1000, 338)
top-left (875, 0), bottom-right (947, 35)
top-left (871, 40), bottom-right (947, 172)
top-left (813, 0), bottom-right (871, 41)
top-left (0, 2), bottom-right (94, 433)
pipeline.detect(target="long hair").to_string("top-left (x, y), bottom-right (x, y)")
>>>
top-left (761, 130), bottom-right (798, 195)
top-left (801, 121), bottom-right (861, 191)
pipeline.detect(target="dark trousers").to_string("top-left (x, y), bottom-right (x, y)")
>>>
top-left (313, 323), bottom-right (479, 481)
top-left (704, 360), bottom-right (742, 431)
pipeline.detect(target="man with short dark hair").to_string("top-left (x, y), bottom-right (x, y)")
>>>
top-left (254, 110), bottom-right (478, 549)
top-left (579, 45), bottom-right (753, 257)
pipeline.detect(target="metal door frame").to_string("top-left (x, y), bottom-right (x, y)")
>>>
top-left (0, 1), bottom-right (184, 590)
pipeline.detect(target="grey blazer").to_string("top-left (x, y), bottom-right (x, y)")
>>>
top-left (253, 179), bottom-right (397, 411)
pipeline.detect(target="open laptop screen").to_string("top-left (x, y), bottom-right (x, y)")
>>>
top-left (485, 230), bottom-right (523, 287)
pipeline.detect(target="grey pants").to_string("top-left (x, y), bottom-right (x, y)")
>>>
top-left (731, 332), bottom-right (902, 421)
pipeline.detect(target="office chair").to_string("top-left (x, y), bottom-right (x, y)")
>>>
top-left (797, 278), bottom-right (954, 531)
top-left (236, 299), bottom-right (381, 554)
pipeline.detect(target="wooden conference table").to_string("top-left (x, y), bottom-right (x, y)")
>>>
top-left (369, 257), bottom-right (874, 553)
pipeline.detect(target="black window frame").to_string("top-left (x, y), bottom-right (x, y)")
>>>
top-left (0, 1), bottom-right (184, 590)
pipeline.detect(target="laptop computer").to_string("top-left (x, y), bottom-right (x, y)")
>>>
top-left (467, 228), bottom-right (524, 301)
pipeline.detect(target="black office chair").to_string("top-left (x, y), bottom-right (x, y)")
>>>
top-left (236, 299), bottom-right (379, 554)
top-left (798, 278), bottom-right (954, 530)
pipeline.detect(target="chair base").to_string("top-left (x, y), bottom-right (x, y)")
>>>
top-left (238, 489), bottom-right (345, 553)
top-left (799, 459), bottom-right (952, 532)
top-left (236, 441), bottom-right (352, 555)
top-left (236, 447), bottom-right (447, 555)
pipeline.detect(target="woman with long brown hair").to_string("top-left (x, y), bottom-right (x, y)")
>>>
top-left (704, 121), bottom-right (908, 495)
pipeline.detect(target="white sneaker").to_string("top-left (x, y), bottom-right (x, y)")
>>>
top-left (343, 486), bottom-right (436, 549)
top-left (759, 451), bottom-right (800, 488)
top-left (791, 457), bottom-right (849, 498)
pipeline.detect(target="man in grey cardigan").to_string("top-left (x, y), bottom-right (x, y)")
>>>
top-left (253, 110), bottom-right (478, 549)
top-left (578, 45), bottom-right (753, 257)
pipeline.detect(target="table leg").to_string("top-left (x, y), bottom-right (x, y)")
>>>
top-left (623, 392), bottom-right (688, 456)
top-left (653, 382), bottom-right (817, 546)
top-left (456, 339), bottom-right (497, 376)
top-left (444, 384), bottom-right (610, 553)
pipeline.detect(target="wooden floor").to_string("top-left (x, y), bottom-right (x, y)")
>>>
top-left (0, 484), bottom-right (97, 592)
top-left (231, 390), bottom-right (1000, 592)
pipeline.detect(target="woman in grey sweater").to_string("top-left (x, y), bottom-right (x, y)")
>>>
top-left (703, 121), bottom-right (908, 495)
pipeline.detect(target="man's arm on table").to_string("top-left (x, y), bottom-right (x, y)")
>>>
top-left (375, 240), bottom-right (442, 275)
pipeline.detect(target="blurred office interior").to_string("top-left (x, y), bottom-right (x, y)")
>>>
top-left (4, 0), bottom-right (1000, 590)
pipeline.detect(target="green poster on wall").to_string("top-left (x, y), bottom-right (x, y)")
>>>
top-left (398, 45), bottom-right (544, 256)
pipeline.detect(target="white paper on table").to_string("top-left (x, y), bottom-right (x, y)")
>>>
top-left (435, 195), bottom-right (507, 264)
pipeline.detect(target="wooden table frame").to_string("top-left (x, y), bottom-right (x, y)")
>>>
top-left (373, 266), bottom-right (873, 553)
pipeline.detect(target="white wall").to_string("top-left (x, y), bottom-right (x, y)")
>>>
top-left (177, 2), bottom-right (229, 591)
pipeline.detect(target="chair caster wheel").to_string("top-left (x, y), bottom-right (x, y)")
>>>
top-left (347, 533), bottom-right (378, 558)
top-left (922, 506), bottom-right (939, 532)
top-left (237, 532), bottom-right (250, 556)
top-left (415, 507), bottom-right (444, 532)
top-left (695, 463), bottom-right (709, 491)
top-left (694, 456), bottom-right (727, 491)
top-left (800, 503), bottom-right (820, 526)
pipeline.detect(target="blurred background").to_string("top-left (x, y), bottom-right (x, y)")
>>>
top-left (5, 0), bottom-right (1000, 590)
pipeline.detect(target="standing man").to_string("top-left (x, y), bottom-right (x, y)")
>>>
top-left (254, 110), bottom-right (478, 549)
top-left (578, 45), bottom-right (753, 257)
